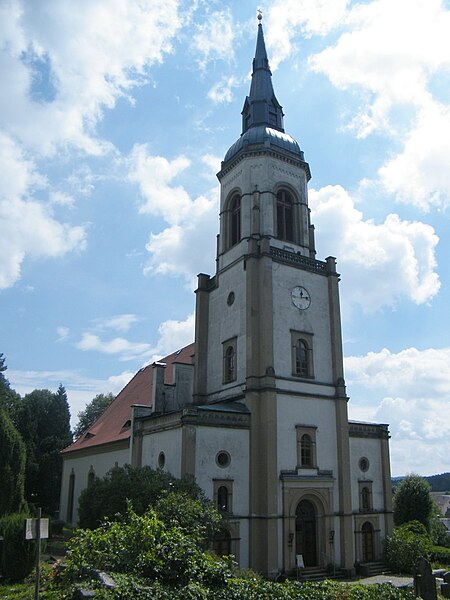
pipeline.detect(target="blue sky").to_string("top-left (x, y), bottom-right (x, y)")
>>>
top-left (1, 0), bottom-right (449, 477)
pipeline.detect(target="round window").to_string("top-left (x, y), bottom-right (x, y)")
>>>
top-left (158, 451), bottom-right (165, 469)
top-left (359, 457), bottom-right (370, 472)
top-left (216, 451), bottom-right (231, 468)
top-left (227, 291), bottom-right (235, 306)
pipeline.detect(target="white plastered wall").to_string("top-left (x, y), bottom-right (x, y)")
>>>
top-left (140, 428), bottom-right (182, 478)
top-left (60, 446), bottom-right (129, 526)
top-left (195, 425), bottom-right (250, 567)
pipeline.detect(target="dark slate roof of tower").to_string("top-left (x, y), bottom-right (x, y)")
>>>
top-left (242, 21), bottom-right (284, 134)
top-left (222, 18), bottom-right (305, 167)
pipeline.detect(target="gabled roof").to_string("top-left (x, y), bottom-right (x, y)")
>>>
top-left (63, 343), bottom-right (195, 454)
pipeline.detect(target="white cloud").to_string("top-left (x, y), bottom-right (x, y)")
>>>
top-left (266, 0), bottom-right (349, 69)
top-left (127, 144), bottom-right (218, 284)
top-left (0, 0), bottom-right (181, 155)
top-left (192, 9), bottom-right (235, 70)
top-left (94, 314), bottom-right (139, 333)
top-left (146, 312), bottom-right (195, 362)
top-left (379, 100), bottom-right (450, 211)
top-left (128, 145), bottom-right (193, 223)
top-left (8, 367), bottom-right (135, 428)
top-left (76, 333), bottom-right (152, 361)
top-left (0, 193), bottom-right (87, 290)
top-left (303, 0), bottom-right (450, 210)
top-left (309, 0), bottom-right (450, 135)
top-left (208, 76), bottom-right (240, 104)
top-left (346, 346), bottom-right (450, 474)
top-left (56, 326), bottom-right (70, 342)
top-left (310, 185), bottom-right (440, 311)
top-left (49, 190), bottom-right (75, 207)
top-left (76, 312), bottom-right (195, 363)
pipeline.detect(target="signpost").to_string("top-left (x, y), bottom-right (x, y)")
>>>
top-left (25, 509), bottom-right (49, 600)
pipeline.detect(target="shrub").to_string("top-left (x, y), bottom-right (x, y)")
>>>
top-left (60, 505), bottom-right (230, 590)
top-left (431, 545), bottom-right (450, 566)
top-left (77, 465), bottom-right (215, 530)
top-left (0, 512), bottom-right (35, 582)
top-left (384, 521), bottom-right (432, 574)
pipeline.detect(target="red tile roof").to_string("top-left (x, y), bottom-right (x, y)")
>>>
top-left (63, 343), bottom-right (195, 454)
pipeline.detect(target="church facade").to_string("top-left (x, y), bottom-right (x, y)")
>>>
top-left (60, 20), bottom-right (393, 577)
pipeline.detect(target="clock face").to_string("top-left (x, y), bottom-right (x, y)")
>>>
top-left (291, 286), bottom-right (311, 310)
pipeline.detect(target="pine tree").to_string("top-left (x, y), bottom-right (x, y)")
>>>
top-left (0, 407), bottom-right (27, 515)
top-left (15, 385), bottom-right (72, 516)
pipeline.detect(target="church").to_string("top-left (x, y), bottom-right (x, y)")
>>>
top-left (60, 18), bottom-right (393, 577)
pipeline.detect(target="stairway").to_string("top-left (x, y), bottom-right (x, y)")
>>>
top-left (299, 566), bottom-right (347, 581)
top-left (357, 561), bottom-right (393, 577)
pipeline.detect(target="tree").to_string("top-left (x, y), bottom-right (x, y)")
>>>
top-left (384, 520), bottom-right (432, 574)
top-left (14, 386), bottom-right (72, 515)
top-left (393, 473), bottom-right (435, 532)
top-left (73, 392), bottom-right (115, 439)
top-left (77, 464), bottom-right (220, 535)
top-left (0, 353), bottom-right (21, 416)
top-left (0, 407), bottom-right (26, 516)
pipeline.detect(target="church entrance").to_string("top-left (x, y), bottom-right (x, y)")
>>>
top-left (361, 521), bottom-right (374, 562)
top-left (295, 499), bottom-right (317, 567)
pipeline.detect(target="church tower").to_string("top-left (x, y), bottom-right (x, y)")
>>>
top-left (194, 16), bottom-right (357, 576)
top-left (60, 15), bottom-right (393, 577)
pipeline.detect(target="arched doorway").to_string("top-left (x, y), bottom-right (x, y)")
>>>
top-left (295, 499), bottom-right (317, 567)
top-left (361, 521), bottom-right (374, 562)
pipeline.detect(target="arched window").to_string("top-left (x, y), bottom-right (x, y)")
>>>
top-left (276, 190), bottom-right (294, 242)
top-left (301, 434), bottom-right (313, 467)
top-left (217, 486), bottom-right (229, 512)
top-left (67, 470), bottom-right (75, 523)
top-left (361, 487), bottom-right (370, 511)
top-left (295, 339), bottom-right (309, 376)
top-left (87, 468), bottom-right (95, 487)
top-left (223, 342), bottom-right (236, 383)
top-left (213, 529), bottom-right (231, 557)
top-left (230, 195), bottom-right (241, 247)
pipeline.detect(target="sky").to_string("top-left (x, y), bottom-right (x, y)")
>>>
top-left (1, 0), bottom-right (449, 478)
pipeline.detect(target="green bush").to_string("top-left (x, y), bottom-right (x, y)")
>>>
top-left (384, 521), bottom-right (432, 574)
top-left (431, 544), bottom-right (450, 566)
top-left (77, 578), bottom-right (415, 599)
top-left (77, 465), bottom-right (216, 531)
top-left (0, 513), bottom-right (35, 582)
top-left (60, 505), bottom-right (230, 590)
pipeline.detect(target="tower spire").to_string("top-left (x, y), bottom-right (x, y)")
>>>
top-left (242, 15), bottom-right (284, 134)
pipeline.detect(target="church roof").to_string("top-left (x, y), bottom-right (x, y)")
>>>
top-left (222, 17), bottom-right (304, 166)
top-left (62, 343), bottom-right (195, 454)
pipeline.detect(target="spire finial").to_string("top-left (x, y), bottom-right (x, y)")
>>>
top-left (257, 9), bottom-right (263, 22)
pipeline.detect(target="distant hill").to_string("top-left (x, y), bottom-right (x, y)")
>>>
top-left (392, 472), bottom-right (450, 492)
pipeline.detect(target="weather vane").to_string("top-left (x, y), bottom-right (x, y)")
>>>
top-left (257, 9), bottom-right (263, 22)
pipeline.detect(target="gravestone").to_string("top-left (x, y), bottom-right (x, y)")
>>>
top-left (414, 557), bottom-right (437, 600)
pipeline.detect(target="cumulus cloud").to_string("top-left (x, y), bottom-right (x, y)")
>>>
top-left (310, 185), bottom-right (440, 311)
top-left (0, 0), bottom-right (181, 155)
top-left (309, 0), bottom-right (450, 133)
top-left (346, 346), bottom-right (450, 474)
top-left (192, 9), bottom-right (235, 70)
top-left (147, 312), bottom-right (195, 362)
top-left (8, 366), bottom-right (135, 427)
top-left (266, 0), bottom-right (349, 69)
top-left (379, 100), bottom-right (450, 211)
top-left (56, 326), bottom-right (70, 342)
top-left (304, 0), bottom-right (450, 210)
top-left (0, 193), bottom-right (87, 290)
top-left (76, 333), bottom-right (152, 361)
top-left (208, 75), bottom-right (241, 104)
top-left (94, 314), bottom-right (140, 333)
top-left (127, 144), bottom-right (218, 285)
top-left (76, 312), bottom-right (195, 363)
